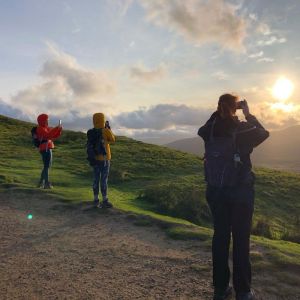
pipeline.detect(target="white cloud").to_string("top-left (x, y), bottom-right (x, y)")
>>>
top-left (254, 101), bottom-right (300, 130)
top-left (256, 23), bottom-right (271, 36)
top-left (248, 51), bottom-right (264, 58)
top-left (257, 57), bottom-right (274, 63)
top-left (249, 14), bottom-right (258, 22)
top-left (9, 42), bottom-right (117, 120)
top-left (257, 36), bottom-right (286, 46)
top-left (212, 71), bottom-right (229, 81)
top-left (139, 0), bottom-right (247, 51)
top-left (130, 63), bottom-right (167, 83)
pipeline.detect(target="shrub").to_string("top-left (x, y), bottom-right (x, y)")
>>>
top-left (139, 183), bottom-right (211, 226)
top-left (252, 218), bottom-right (274, 239)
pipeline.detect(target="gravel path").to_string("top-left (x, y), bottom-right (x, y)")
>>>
top-left (1, 192), bottom-right (299, 300)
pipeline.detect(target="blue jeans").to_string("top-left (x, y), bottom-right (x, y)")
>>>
top-left (40, 149), bottom-right (52, 184)
top-left (93, 160), bottom-right (110, 199)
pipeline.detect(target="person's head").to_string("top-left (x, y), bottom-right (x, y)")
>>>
top-left (217, 94), bottom-right (239, 119)
top-left (37, 114), bottom-right (49, 126)
top-left (93, 113), bottom-right (105, 129)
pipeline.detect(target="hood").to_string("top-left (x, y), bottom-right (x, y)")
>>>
top-left (37, 114), bottom-right (48, 126)
top-left (93, 113), bottom-right (105, 129)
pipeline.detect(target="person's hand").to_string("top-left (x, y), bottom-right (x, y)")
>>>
top-left (242, 100), bottom-right (250, 118)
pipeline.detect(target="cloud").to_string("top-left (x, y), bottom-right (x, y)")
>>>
top-left (256, 23), bottom-right (271, 36)
top-left (248, 51), bottom-right (264, 58)
top-left (257, 36), bottom-right (286, 46)
top-left (253, 101), bottom-right (300, 130)
top-left (257, 57), bottom-right (274, 63)
top-left (130, 63), bottom-right (167, 83)
top-left (212, 71), bottom-right (229, 81)
top-left (113, 104), bottom-right (211, 130)
top-left (139, 0), bottom-right (247, 51)
top-left (8, 42), bottom-right (117, 121)
top-left (0, 99), bottom-right (29, 121)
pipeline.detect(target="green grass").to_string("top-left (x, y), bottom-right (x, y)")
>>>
top-left (1, 114), bottom-right (300, 271)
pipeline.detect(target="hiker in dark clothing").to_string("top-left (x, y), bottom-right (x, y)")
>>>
top-left (198, 94), bottom-right (269, 300)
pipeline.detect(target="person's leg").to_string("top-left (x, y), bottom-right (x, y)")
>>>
top-left (44, 149), bottom-right (52, 185)
top-left (39, 151), bottom-right (46, 187)
top-left (100, 161), bottom-right (112, 207)
top-left (231, 184), bottom-right (254, 296)
top-left (206, 186), bottom-right (232, 294)
top-left (92, 163), bottom-right (102, 205)
top-left (39, 150), bottom-right (50, 186)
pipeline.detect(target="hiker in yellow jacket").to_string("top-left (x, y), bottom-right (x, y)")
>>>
top-left (87, 113), bottom-right (115, 208)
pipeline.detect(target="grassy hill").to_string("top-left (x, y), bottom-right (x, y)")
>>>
top-left (0, 114), bottom-right (300, 273)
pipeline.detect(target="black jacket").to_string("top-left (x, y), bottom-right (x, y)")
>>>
top-left (198, 111), bottom-right (269, 181)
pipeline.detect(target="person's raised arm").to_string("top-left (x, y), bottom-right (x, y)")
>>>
top-left (238, 101), bottom-right (269, 148)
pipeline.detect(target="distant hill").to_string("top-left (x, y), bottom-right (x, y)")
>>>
top-left (166, 125), bottom-right (300, 173)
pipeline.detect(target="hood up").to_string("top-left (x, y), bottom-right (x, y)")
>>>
top-left (93, 113), bottom-right (105, 129)
top-left (37, 114), bottom-right (48, 126)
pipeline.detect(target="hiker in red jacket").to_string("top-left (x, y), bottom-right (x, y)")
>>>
top-left (36, 114), bottom-right (62, 189)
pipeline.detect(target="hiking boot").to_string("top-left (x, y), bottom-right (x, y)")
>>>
top-left (236, 290), bottom-right (255, 300)
top-left (214, 286), bottom-right (233, 300)
top-left (93, 200), bottom-right (100, 208)
top-left (44, 183), bottom-right (53, 189)
top-left (100, 199), bottom-right (113, 208)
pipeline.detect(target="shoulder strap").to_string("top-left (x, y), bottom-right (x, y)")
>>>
top-left (209, 118), bottom-right (216, 141)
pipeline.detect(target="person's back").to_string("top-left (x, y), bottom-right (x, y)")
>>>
top-left (198, 94), bottom-right (269, 300)
top-left (87, 113), bottom-right (115, 208)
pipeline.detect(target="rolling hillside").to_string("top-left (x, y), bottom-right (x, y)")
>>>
top-left (1, 114), bottom-right (300, 299)
top-left (166, 125), bottom-right (300, 173)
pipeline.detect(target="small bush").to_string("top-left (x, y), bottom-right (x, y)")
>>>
top-left (281, 230), bottom-right (300, 244)
top-left (138, 183), bottom-right (211, 226)
top-left (252, 218), bottom-right (274, 239)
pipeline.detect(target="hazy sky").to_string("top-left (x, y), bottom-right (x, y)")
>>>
top-left (0, 0), bottom-right (299, 142)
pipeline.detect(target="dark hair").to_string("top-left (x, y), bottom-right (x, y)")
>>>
top-left (217, 94), bottom-right (238, 119)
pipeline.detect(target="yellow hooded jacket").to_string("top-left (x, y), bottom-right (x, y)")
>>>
top-left (93, 113), bottom-right (115, 161)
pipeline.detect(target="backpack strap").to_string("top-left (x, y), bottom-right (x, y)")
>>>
top-left (209, 118), bottom-right (217, 142)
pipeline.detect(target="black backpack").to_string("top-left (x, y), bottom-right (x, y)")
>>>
top-left (204, 118), bottom-right (241, 187)
top-left (31, 127), bottom-right (40, 148)
top-left (86, 128), bottom-right (107, 166)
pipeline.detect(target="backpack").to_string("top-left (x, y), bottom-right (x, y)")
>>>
top-left (86, 128), bottom-right (107, 166)
top-left (204, 118), bottom-right (241, 188)
top-left (31, 127), bottom-right (40, 148)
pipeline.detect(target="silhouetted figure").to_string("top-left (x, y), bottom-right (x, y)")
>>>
top-left (198, 94), bottom-right (269, 300)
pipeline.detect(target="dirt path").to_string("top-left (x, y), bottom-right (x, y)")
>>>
top-left (0, 192), bottom-right (299, 300)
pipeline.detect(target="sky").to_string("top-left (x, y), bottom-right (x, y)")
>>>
top-left (0, 0), bottom-right (300, 143)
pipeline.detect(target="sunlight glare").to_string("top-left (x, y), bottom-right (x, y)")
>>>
top-left (272, 77), bottom-right (294, 101)
top-left (271, 102), bottom-right (295, 113)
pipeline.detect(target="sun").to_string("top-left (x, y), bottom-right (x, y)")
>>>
top-left (272, 77), bottom-right (294, 101)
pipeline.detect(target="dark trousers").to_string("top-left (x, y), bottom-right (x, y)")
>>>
top-left (206, 183), bottom-right (254, 295)
top-left (93, 160), bottom-right (110, 199)
top-left (40, 149), bottom-right (52, 184)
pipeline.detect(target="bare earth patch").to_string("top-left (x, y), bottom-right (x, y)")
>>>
top-left (0, 192), bottom-right (299, 300)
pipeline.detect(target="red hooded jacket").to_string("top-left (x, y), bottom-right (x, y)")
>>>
top-left (36, 114), bottom-right (62, 151)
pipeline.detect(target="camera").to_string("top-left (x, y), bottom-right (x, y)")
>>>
top-left (236, 99), bottom-right (246, 110)
top-left (105, 121), bottom-right (111, 129)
